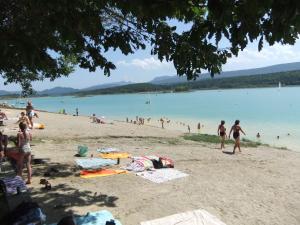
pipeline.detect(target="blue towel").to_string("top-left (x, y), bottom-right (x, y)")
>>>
top-left (49, 210), bottom-right (122, 225)
top-left (75, 158), bottom-right (117, 169)
top-left (75, 210), bottom-right (122, 225)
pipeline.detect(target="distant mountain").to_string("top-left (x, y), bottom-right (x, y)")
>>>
top-left (82, 81), bottom-right (134, 91)
top-left (150, 62), bottom-right (300, 84)
top-left (0, 90), bottom-right (12, 96)
top-left (38, 87), bottom-right (79, 96)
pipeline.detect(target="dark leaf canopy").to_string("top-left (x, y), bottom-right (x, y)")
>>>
top-left (1, 0), bottom-right (300, 95)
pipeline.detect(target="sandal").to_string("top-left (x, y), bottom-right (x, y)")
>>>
top-left (45, 182), bottom-right (52, 190)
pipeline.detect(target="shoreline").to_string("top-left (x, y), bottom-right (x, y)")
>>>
top-left (0, 108), bottom-right (299, 225)
top-left (1, 102), bottom-right (300, 152)
top-left (2, 104), bottom-right (296, 152)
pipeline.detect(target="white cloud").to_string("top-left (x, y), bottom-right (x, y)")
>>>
top-left (117, 57), bottom-right (172, 70)
top-left (224, 44), bottom-right (300, 71)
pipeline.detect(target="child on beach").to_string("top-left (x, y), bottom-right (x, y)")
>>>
top-left (217, 120), bottom-right (226, 149)
top-left (17, 122), bottom-right (32, 184)
top-left (229, 120), bottom-right (246, 154)
top-left (16, 112), bottom-right (31, 129)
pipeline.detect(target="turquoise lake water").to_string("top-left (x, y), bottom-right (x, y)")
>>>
top-left (4, 87), bottom-right (300, 151)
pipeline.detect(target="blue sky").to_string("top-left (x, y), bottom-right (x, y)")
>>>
top-left (1, 22), bottom-right (300, 91)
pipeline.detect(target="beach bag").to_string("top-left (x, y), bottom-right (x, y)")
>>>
top-left (0, 176), bottom-right (27, 196)
top-left (78, 145), bottom-right (88, 157)
top-left (160, 157), bottom-right (174, 168)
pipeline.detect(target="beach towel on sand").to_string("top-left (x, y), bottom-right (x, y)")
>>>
top-left (99, 152), bottom-right (130, 159)
top-left (80, 169), bottom-right (128, 178)
top-left (33, 123), bottom-right (45, 129)
top-left (140, 209), bottom-right (226, 225)
top-left (75, 158), bottom-right (117, 169)
top-left (137, 168), bottom-right (188, 183)
top-left (125, 156), bottom-right (154, 172)
top-left (50, 210), bottom-right (122, 225)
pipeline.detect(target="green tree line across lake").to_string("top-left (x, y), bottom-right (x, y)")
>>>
top-left (74, 70), bottom-right (300, 96)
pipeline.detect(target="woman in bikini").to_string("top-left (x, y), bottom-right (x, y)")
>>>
top-left (217, 120), bottom-right (226, 149)
top-left (17, 122), bottom-right (32, 184)
top-left (229, 120), bottom-right (246, 154)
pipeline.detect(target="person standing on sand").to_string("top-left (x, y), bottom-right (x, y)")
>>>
top-left (17, 122), bottom-right (32, 184)
top-left (188, 125), bottom-right (191, 133)
top-left (0, 131), bottom-right (8, 159)
top-left (229, 120), bottom-right (246, 154)
top-left (197, 122), bottom-right (201, 133)
top-left (160, 118), bottom-right (164, 129)
top-left (217, 120), bottom-right (226, 150)
top-left (76, 108), bottom-right (79, 116)
top-left (26, 101), bottom-right (34, 128)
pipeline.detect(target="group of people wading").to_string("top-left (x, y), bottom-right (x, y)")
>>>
top-left (217, 120), bottom-right (246, 154)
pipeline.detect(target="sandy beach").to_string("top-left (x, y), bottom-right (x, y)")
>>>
top-left (1, 108), bottom-right (300, 225)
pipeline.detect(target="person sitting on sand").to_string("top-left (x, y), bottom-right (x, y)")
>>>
top-left (0, 131), bottom-right (8, 159)
top-left (17, 122), bottom-right (32, 184)
top-left (0, 109), bottom-right (8, 126)
top-left (229, 120), bottom-right (246, 154)
top-left (57, 216), bottom-right (76, 225)
top-left (16, 112), bottom-right (31, 129)
top-left (90, 114), bottom-right (98, 123)
top-left (217, 120), bottom-right (227, 150)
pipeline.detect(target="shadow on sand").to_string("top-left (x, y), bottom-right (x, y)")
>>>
top-left (222, 151), bottom-right (235, 155)
top-left (29, 161), bottom-right (119, 223)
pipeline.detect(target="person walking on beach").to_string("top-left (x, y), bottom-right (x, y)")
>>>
top-left (217, 120), bottom-right (226, 150)
top-left (188, 125), bottom-right (191, 133)
top-left (229, 120), bottom-right (246, 154)
top-left (26, 101), bottom-right (34, 128)
top-left (17, 122), bottom-right (32, 184)
top-left (76, 108), bottom-right (79, 116)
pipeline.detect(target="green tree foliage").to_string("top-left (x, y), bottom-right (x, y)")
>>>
top-left (1, 0), bottom-right (300, 95)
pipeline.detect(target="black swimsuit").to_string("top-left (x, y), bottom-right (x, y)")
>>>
top-left (220, 131), bottom-right (225, 137)
top-left (233, 126), bottom-right (240, 139)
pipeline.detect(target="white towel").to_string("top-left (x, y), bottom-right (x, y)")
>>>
top-left (137, 168), bottom-right (188, 183)
top-left (140, 209), bottom-right (226, 225)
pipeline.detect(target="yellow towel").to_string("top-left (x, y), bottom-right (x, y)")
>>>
top-left (99, 152), bottom-right (130, 159)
